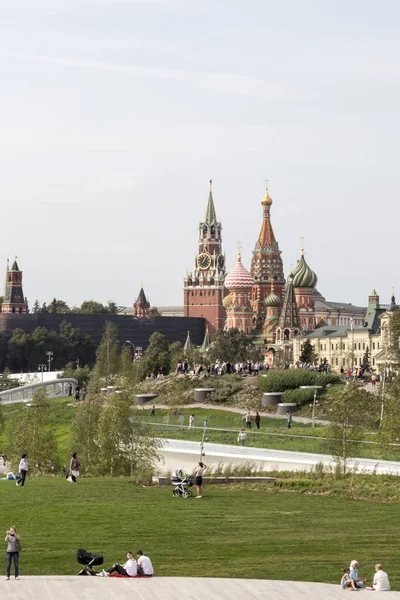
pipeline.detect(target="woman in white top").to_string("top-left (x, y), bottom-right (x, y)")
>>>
top-left (371, 564), bottom-right (390, 591)
top-left (193, 462), bottom-right (207, 498)
top-left (16, 455), bottom-right (28, 487)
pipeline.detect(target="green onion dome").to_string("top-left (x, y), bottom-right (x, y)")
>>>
top-left (265, 282), bottom-right (281, 307)
top-left (292, 254), bottom-right (318, 289)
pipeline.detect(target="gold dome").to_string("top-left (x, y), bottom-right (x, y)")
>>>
top-left (261, 188), bottom-right (273, 206)
top-left (222, 293), bottom-right (232, 309)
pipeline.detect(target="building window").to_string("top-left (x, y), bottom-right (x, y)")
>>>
top-left (363, 343), bottom-right (365, 350)
top-left (373, 342), bottom-right (375, 350)
top-left (378, 342), bottom-right (380, 349)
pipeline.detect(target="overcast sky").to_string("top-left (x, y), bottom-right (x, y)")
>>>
top-left (1, 0), bottom-right (399, 309)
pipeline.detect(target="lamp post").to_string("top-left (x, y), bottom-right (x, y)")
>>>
top-left (350, 318), bottom-right (355, 374)
top-left (46, 350), bottom-right (54, 374)
top-left (125, 340), bottom-right (136, 359)
top-left (300, 385), bottom-right (324, 428)
top-left (38, 364), bottom-right (47, 383)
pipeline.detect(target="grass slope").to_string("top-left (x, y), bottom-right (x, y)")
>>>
top-left (2, 478), bottom-right (399, 588)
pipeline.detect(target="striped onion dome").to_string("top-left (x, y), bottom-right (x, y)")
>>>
top-left (225, 255), bottom-right (254, 290)
top-left (291, 254), bottom-right (318, 289)
top-left (265, 283), bottom-right (281, 307)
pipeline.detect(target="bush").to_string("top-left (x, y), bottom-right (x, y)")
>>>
top-left (260, 370), bottom-right (340, 393)
top-left (283, 388), bottom-right (315, 406)
top-left (204, 375), bottom-right (244, 403)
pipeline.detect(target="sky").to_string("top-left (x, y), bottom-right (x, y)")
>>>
top-left (1, 0), bottom-right (399, 309)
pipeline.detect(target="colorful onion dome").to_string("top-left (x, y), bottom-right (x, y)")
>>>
top-left (261, 187), bottom-right (273, 206)
top-left (292, 253), bottom-right (318, 289)
top-left (265, 282), bottom-right (281, 307)
top-left (222, 293), bottom-right (232, 309)
top-left (225, 255), bottom-right (254, 290)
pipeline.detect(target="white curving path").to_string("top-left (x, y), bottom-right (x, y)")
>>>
top-left (159, 438), bottom-right (400, 475)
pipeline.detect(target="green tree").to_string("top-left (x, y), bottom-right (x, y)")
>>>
top-left (6, 388), bottom-right (58, 473)
top-left (119, 346), bottom-right (139, 387)
top-left (32, 299), bottom-right (41, 314)
top-left (58, 362), bottom-right (91, 388)
top-left (78, 300), bottom-right (118, 314)
top-left (361, 346), bottom-right (370, 371)
top-left (209, 328), bottom-right (253, 363)
top-left (91, 322), bottom-right (120, 387)
top-left (7, 328), bottom-right (31, 371)
top-left (299, 339), bottom-right (317, 364)
top-left (326, 384), bottom-right (376, 476)
top-left (58, 320), bottom-right (96, 366)
top-left (96, 391), bottom-right (162, 477)
top-left (149, 307), bottom-right (161, 317)
top-left (139, 332), bottom-right (171, 379)
top-left (48, 298), bottom-right (71, 314)
top-left (69, 394), bottom-right (102, 473)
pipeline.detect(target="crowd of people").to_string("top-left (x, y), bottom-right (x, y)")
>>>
top-left (176, 360), bottom-right (266, 377)
top-left (341, 560), bottom-right (390, 591)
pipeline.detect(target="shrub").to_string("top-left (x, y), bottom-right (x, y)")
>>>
top-left (260, 370), bottom-right (340, 392)
top-left (283, 388), bottom-right (315, 406)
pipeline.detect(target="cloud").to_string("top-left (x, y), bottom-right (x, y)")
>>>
top-left (2, 50), bottom-right (285, 98)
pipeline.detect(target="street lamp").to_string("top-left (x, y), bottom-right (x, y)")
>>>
top-left (46, 350), bottom-right (54, 373)
top-left (300, 385), bottom-right (324, 428)
top-left (38, 364), bottom-right (47, 383)
top-left (350, 318), bottom-right (355, 374)
top-left (125, 340), bottom-right (136, 359)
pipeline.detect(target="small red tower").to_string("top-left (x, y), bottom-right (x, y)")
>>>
top-left (1, 258), bottom-right (27, 314)
top-left (183, 180), bottom-right (226, 334)
top-left (133, 286), bottom-right (150, 319)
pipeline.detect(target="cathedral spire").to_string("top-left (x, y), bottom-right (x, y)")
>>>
top-left (256, 184), bottom-right (278, 250)
top-left (204, 179), bottom-right (218, 226)
top-left (278, 275), bottom-right (300, 331)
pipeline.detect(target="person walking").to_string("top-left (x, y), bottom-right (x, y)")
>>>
top-left (188, 414), bottom-right (195, 429)
top-left (287, 411), bottom-right (292, 429)
top-left (16, 454), bottom-right (28, 487)
top-left (254, 412), bottom-right (261, 430)
top-left (69, 452), bottom-right (80, 483)
top-left (193, 461), bottom-right (207, 498)
top-left (150, 405), bottom-right (156, 416)
top-left (5, 526), bottom-right (20, 580)
top-left (245, 411), bottom-right (252, 429)
top-left (238, 429), bottom-right (247, 446)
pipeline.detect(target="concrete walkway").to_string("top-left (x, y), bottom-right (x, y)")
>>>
top-left (0, 577), bottom-right (397, 599)
top-left (139, 402), bottom-right (330, 425)
top-left (160, 438), bottom-right (400, 474)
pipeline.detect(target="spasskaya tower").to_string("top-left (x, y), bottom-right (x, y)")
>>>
top-left (183, 180), bottom-right (226, 334)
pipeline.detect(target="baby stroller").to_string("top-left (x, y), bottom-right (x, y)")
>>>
top-left (171, 469), bottom-right (193, 498)
top-left (77, 549), bottom-right (104, 576)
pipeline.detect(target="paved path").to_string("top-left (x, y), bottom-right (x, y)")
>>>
top-left (139, 403), bottom-right (330, 425)
top-left (160, 438), bottom-right (400, 474)
top-left (0, 577), bottom-right (397, 599)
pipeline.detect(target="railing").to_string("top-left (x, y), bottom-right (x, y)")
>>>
top-left (0, 378), bottom-right (78, 404)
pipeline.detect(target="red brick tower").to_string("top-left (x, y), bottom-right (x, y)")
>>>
top-left (133, 286), bottom-right (150, 318)
top-left (183, 180), bottom-right (226, 334)
top-left (1, 258), bottom-right (27, 314)
top-left (250, 186), bottom-right (285, 330)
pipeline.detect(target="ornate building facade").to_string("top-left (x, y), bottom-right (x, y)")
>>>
top-left (133, 286), bottom-right (150, 319)
top-left (223, 250), bottom-right (254, 334)
top-left (183, 181), bottom-right (226, 334)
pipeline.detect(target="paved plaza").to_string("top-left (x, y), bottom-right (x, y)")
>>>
top-left (0, 577), bottom-right (398, 599)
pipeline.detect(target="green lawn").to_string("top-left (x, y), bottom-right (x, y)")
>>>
top-left (1, 478), bottom-right (399, 588)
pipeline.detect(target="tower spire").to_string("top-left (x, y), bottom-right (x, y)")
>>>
top-left (204, 178), bottom-right (217, 225)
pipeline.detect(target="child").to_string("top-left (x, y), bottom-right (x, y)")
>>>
top-left (341, 567), bottom-right (358, 591)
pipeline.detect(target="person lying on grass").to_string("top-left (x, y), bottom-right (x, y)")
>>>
top-left (100, 551), bottom-right (137, 577)
top-left (340, 567), bottom-right (358, 591)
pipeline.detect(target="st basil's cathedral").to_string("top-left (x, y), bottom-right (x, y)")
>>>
top-left (183, 182), bottom-right (319, 363)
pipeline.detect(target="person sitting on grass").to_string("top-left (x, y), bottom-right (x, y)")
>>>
top-left (349, 560), bottom-right (366, 588)
top-left (368, 564), bottom-right (390, 591)
top-left (340, 567), bottom-right (358, 591)
top-left (101, 551), bottom-right (137, 577)
top-left (136, 550), bottom-right (153, 576)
